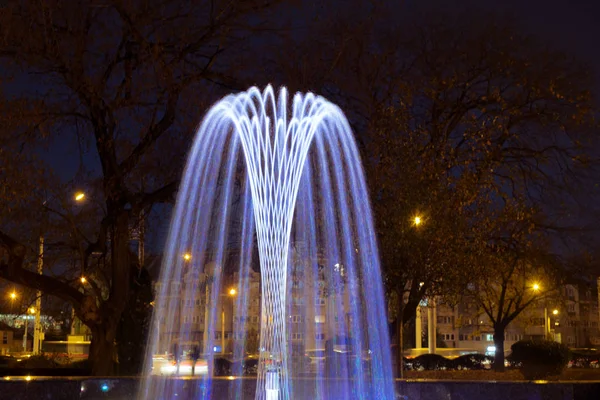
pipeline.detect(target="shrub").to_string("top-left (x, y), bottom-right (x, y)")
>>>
top-left (510, 340), bottom-right (570, 379)
top-left (16, 354), bottom-right (59, 368)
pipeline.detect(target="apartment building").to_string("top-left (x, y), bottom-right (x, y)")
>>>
top-left (418, 281), bottom-right (600, 354)
top-left (154, 244), bottom-right (352, 356)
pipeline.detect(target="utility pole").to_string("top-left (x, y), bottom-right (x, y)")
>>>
top-left (23, 314), bottom-right (28, 351)
top-left (33, 235), bottom-right (43, 354)
top-left (415, 306), bottom-right (422, 349)
top-left (221, 304), bottom-right (225, 354)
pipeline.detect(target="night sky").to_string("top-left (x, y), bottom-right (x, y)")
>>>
top-left (45, 0), bottom-right (600, 173)
top-left (35, 0), bottom-right (600, 253)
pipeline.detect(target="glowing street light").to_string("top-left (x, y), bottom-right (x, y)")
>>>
top-left (228, 288), bottom-right (237, 296)
top-left (74, 192), bottom-right (86, 202)
top-left (80, 276), bottom-right (87, 284)
top-left (544, 308), bottom-right (560, 340)
top-left (532, 283), bottom-right (540, 292)
top-left (413, 216), bottom-right (422, 227)
top-left (9, 292), bottom-right (16, 300)
top-left (28, 307), bottom-right (36, 314)
top-left (183, 253), bottom-right (192, 262)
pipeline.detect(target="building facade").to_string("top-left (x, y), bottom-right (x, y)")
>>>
top-left (417, 281), bottom-right (600, 355)
top-left (154, 244), bottom-right (351, 357)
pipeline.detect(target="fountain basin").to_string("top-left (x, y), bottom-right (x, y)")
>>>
top-left (2, 377), bottom-right (599, 400)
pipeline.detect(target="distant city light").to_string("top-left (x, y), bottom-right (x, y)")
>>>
top-left (101, 383), bottom-right (109, 392)
top-left (183, 253), bottom-right (192, 261)
top-left (413, 216), bottom-right (422, 226)
top-left (80, 276), bottom-right (87, 284)
top-left (486, 346), bottom-right (496, 353)
top-left (74, 192), bottom-right (86, 201)
top-left (552, 309), bottom-right (559, 315)
top-left (532, 283), bottom-right (540, 291)
top-left (228, 288), bottom-right (237, 296)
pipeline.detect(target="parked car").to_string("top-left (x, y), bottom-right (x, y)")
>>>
top-left (411, 354), bottom-right (452, 371)
top-left (0, 355), bottom-right (13, 368)
top-left (568, 352), bottom-right (600, 369)
top-left (451, 354), bottom-right (493, 370)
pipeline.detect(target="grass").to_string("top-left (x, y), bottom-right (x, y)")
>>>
top-left (404, 369), bottom-right (600, 381)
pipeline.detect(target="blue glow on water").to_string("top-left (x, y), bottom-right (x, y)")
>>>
top-left (138, 86), bottom-right (394, 400)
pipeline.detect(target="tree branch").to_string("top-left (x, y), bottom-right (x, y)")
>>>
top-left (0, 230), bottom-right (85, 306)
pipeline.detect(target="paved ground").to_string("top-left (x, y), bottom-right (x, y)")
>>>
top-left (404, 369), bottom-right (600, 381)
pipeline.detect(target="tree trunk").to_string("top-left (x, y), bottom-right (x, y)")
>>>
top-left (493, 325), bottom-right (506, 372)
top-left (89, 324), bottom-right (117, 375)
top-left (396, 298), bottom-right (404, 378)
top-left (85, 208), bottom-right (131, 376)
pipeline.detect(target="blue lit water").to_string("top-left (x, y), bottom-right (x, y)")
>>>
top-left (138, 86), bottom-right (394, 399)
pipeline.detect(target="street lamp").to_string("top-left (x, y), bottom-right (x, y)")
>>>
top-left (23, 307), bottom-right (36, 352)
top-left (413, 215), bottom-right (422, 227)
top-left (34, 191), bottom-right (88, 354)
top-left (221, 288), bottom-right (237, 354)
top-left (183, 253), bottom-right (192, 262)
top-left (544, 308), bottom-right (559, 340)
top-left (8, 291), bottom-right (17, 314)
top-left (532, 283), bottom-right (541, 292)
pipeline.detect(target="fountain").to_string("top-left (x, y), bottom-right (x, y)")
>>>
top-left (138, 86), bottom-right (394, 399)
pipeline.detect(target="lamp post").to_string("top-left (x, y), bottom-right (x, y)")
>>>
top-left (23, 307), bottom-right (35, 352)
top-left (221, 288), bottom-right (237, 354)
top-left (531, 283), bottom-right (557, 341)
top-left (34, 191), bottom-right (87, 354)
top-left (544, 308), bottom-right (559, 340)
top-left (415, 282), bottom-right (424, 350)
top-left (411, 215), bottom-right (436, 355)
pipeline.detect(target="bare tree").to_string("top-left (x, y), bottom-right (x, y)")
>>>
top-left (283, 11), bottom-right (598, 376)
top-left (0, 0), bottom-right (287, 375)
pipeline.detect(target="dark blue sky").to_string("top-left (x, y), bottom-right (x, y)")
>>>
top-left (405, 0), bottom-right (600, 89)
top-left (33, 0), bottom-right (600, 253)
top-left (44, 0), bottom-right (600, 179)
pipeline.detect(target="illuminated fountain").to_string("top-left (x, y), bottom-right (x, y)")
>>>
top-left (138, 86), bottom-right (394, 399)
